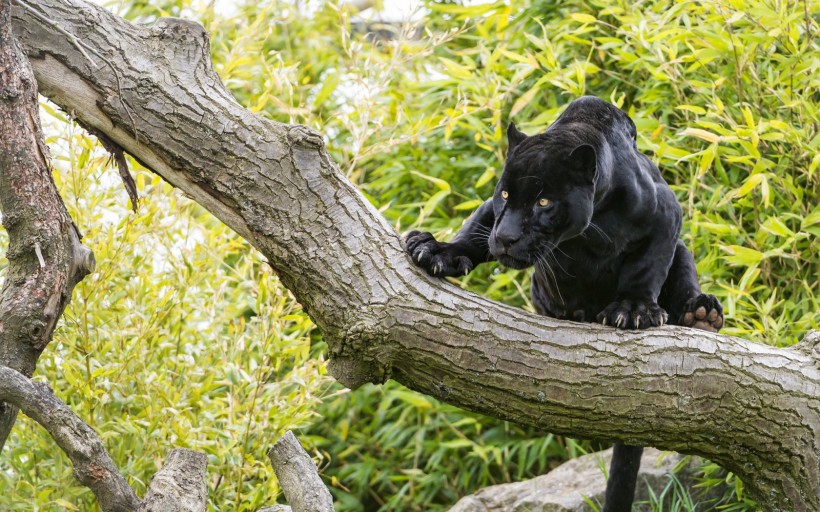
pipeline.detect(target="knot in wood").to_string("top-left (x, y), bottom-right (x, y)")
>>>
top-left (339, 316), bottom-right (386, 356)
top-left (288, 125), bottom-right (325, 149)
top-left (29, 319), bottom-right (48, 351)
top-left (793, 330), bottom-right (820, 360)
top-left (149, 18), bottom-right (210, 63)
top-left (0, 85), bottom-right (20, 100)
top-left (1, 210), bottom-right (20, 229)
top-left (72, 244), bottom-right (96, 281)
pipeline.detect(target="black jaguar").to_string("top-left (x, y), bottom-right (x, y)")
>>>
top-left (405, 96), bottom-right (723, 511)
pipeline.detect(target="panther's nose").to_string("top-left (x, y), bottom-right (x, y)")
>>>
top-left (495, 231), bottom-right (521, 250)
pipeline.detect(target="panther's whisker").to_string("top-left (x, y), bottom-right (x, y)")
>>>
top-left (544, 246), bottom-right (574, 278)
top-left (550, 243), bottom-right (575, 261)
top-left (469, 233), bottom-right (490, 245)
top-left (536, 254), bottom-right (565, 307)
top-left (587, 221), bottom-right (612, 244)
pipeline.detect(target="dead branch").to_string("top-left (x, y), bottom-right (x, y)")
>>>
top-left (267, 431), bottom-right (334, 512)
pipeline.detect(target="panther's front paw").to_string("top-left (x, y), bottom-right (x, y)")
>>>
top-left (596, 299), bottom-right (668, 329)
top-left (404, 231), bottom-right (473, 277)
top-left (681, 294), bottom-right (723, 332)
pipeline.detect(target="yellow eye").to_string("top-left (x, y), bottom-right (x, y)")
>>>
top-left (501, 190), bottom-right (509, 200)
top-left (538, 198), bottom-right (551, 207)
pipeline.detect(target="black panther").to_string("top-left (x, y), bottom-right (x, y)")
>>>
top-left (405, 96), bottom-right (723, 511)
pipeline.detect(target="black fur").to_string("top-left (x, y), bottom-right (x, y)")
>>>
top-left (405, 97), bottom-right (723, 511)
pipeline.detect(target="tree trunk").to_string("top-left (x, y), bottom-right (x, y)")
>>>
top-left (0, 0), bottom-right (93, 450)
top-left (9, 1), bottom-right (820, 509)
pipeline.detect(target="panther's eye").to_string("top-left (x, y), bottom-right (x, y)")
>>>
top-left (538, 198), bottom-right (551, 207)
top-left (501, 190), bottom-right (509, 200)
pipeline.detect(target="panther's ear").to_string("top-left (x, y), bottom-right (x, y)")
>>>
top-left (507, 122), bottom-right (527, 151)
top-left (568, 144), bottom-right (597, 182)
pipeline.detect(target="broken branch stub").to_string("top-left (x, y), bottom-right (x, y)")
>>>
top-left (268, 431), bottom-right (334, 512)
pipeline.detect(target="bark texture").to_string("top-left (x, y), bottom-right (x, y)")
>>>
top-left (139, 449), bottom-right (208, 512)
top-left (0, 366), bottom-right (140, 511)
top-left (8, 1), bottom-right (820, 509)
top-left (267, 431), bottom-right (335, 512)
top-left (0, 0), bottom-right (93, 450)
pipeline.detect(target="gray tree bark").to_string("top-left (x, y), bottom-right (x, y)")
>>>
top-left (0, 0), bottom-right (94, 450)
top-left (7, 0), bottom-right (820, 510)
top-left (139, 449), bottom-right (209, 512)
top-left (268, 431), bottom-right (335, 512)
top-left (0, 366), bottom-right (139, 511)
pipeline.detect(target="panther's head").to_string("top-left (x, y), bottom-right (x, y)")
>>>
top-left (488, 123), bottom-right (597, 269)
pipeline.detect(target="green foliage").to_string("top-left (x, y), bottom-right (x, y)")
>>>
top-left (0, 0), bottom-right (816, 510)
top-left (220, 0), bottom-right (813, 509)
top-left (307, 383), bottom-right (589, 511)
top-left (0, 108), bottom-right (329, 510)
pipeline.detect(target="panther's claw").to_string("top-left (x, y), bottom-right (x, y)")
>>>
top-left (404, 231), bottom-right (474, 278)
top-left (597, 299), bottom-right (667, 330)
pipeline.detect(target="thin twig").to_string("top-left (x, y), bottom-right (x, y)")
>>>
top-left (33, 242), bottom-right (45, 267)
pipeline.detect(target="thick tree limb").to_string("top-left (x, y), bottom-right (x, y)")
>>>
top-left (9, 0), bottom-right (820, 509)
top-left (267, 431), bottom-right (334, 512)
top-left (139, 449), bottom-right (208, 512)
top-left (0, 0), bottom-right (94, 451)
top-left (0, 366), bottom-right (140, 511)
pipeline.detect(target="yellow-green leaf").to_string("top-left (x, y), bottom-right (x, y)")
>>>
top-left (476, 167), bottom-right (496, 188)
top-left (721, 245), bottom-right (764, 266)
top-left (454, 199), bottom-right (484, 211)
top-left (736, 173), bottom-right (765, 198)
top-left (761, 217), bottom-right (793, 237)
top-left (411, 171), bottom-right (451, 192)
top-left (682, 128), bottom-right (721, 143)
top-left (510, 87), bottom-right (539, 118)
top-left (570, 13), bottom-right (597, 23)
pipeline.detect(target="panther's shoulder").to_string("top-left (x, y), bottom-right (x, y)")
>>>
top-left (554, 96), bottom-right (637, 145)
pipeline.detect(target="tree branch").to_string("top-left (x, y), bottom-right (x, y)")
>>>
top-left (9, 0), bottom-right (820, 508)
top-left (0, 0), bottom-right (94, 451)
top-left (267, 431), bottom-right (334, 512)
top-left (0, 366), bottom-right (140, 511)
top-left (139, 449), bottom-right (208, 512)
top-left (0, 366), bottom-right (212, 512)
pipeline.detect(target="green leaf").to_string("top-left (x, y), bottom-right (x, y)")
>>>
top-left (570, 13), bottom-right (597, 24)
top-left (313, 71), bottom-right (340, 107)
top-left (475, 167), bottom-right (496, 188)
top-left (735, 173), bottom-right (766, 198)
top-left (454, 199), bottom-right (484, 211)
top-left (510, 87), bottom-right (539, 118)
top-left (721, 245), bottom-right (765, 266)
top-left (761, 217), bottom-right (793, 237)
top-left (410, 171), bottom-right (451, 193)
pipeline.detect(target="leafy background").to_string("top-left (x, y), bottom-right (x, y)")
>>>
top-left (0, 0), bottom-right (817, 510)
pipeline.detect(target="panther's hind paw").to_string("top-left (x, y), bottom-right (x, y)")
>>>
top-left (681, 294), bottom-right (723, 332)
